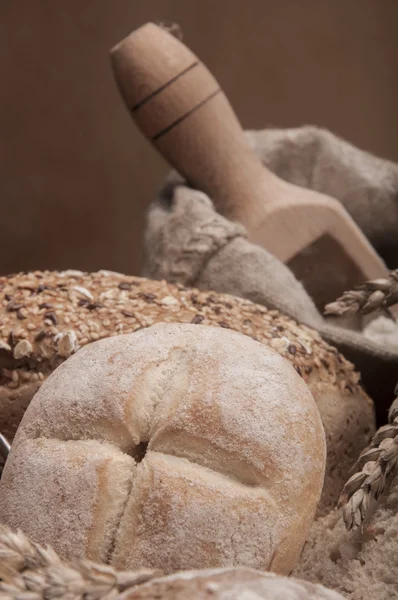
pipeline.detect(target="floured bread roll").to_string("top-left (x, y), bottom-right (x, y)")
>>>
top-left (121, 567), bottom-right (345, 599)
top-left (0, 270), bottom-right (374, 514)
top-left (0, 323), bottom-right (326, 575)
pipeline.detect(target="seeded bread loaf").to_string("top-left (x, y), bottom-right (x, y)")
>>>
top-left (0, 270), bottom-right (374, 513)
top-left (0, 323), bottom-right (326, 574)
top-left (121, 567), bottom-right (345, 599)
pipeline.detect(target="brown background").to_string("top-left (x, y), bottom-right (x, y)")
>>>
top-left (1, 1), bottom-right (397, 276)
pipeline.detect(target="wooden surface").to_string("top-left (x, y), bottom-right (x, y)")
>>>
top-left (0, 1), bottom-right (397, 276)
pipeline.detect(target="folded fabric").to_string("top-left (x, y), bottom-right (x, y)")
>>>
top-left (142, 126), bottom-right (398, 422)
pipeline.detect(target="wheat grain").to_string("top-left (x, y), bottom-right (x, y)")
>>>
top-left (324, 269), bottom-right (398, 318)
top-left (0, 524), bottom-right (160, 599)
top-left (339, 394), bottom-right (398, 530)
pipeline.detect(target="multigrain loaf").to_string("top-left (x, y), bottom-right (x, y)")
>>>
top-left (0, 269), bottom-right (374, 513)
top-left (120, 567), bottom-right (346, 599)
top-left (0, 323), bottom-right (326, 574)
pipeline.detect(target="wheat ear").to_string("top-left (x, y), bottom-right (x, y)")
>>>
top-left (324, 269), bottom-right (398, 318)
top-left (324, 269), bottom-right (398, 529)
top-left (339, 393), bottom-right (398, 531)
top-left (0, 524), bottom-right (160, 600)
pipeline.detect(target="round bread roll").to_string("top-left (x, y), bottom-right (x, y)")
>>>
top-left (0, 270), bottom-right (374, 513)
top-left (120, 567), bottom-right (345, 599)
top-left (0, 323), bottom-right (326, 575)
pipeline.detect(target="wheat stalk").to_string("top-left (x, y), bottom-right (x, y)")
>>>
top-left (0, 524), bottom-right (160, 600)
top-left (324, 269), bottom-right (398, 529)
top-left (324, 269), bottom-right (398, 318)
top-left (339, 393), bottom-right (398, 530)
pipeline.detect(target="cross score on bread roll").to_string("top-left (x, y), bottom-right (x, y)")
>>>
top-left (0, 270), bottom-right (374, 514)
top-left (0, 323), bottom-right (326, 574)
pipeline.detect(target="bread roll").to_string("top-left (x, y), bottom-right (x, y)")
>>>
top-left (0, 323), bottom-right (326, 575)
top-left (120, 567), bottom-right (345, 599)
top-left (0, 269), bottom-right (374, 513)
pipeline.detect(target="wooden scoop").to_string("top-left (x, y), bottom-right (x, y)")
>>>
top-left (110, 22), bottom-right (389, 311)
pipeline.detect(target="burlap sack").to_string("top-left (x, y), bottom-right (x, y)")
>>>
top-left (142, 126), bottom-right (398, 423)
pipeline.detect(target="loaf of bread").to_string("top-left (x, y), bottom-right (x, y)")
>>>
top-left (0, 323), bottom-right (326, 574)
top-left (0, 270), bottom-right (374, 513)
top-left (120, 567), bottom-right (345, 599)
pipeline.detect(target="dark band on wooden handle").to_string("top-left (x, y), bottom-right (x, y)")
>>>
top-left (151, 88), bottom-right (221, 141)
top-left (131, 61), bottom-right (200, 111)
top-left (128, 58), bottom-right (222, 141)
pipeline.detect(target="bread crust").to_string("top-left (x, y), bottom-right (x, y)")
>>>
top-left (119, 567), bottom-right (346, 599)
top-left (0, 323), bottom-right (326, 574)
top-left (0, 270), bottom-right (374, 513)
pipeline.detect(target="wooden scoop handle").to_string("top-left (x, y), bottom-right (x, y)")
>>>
top-left (110, 22), bottom-right (280, 229)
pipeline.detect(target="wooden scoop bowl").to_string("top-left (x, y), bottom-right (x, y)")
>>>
top-left (110, 22), bottom-right (389, 312)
